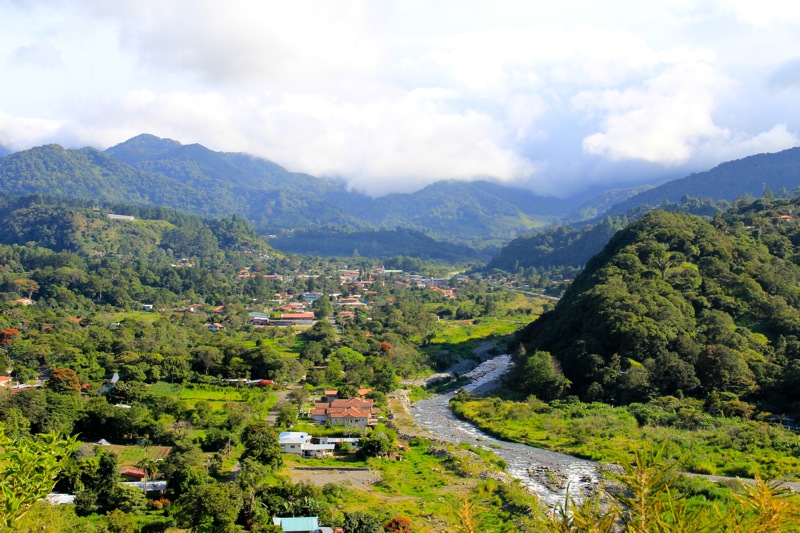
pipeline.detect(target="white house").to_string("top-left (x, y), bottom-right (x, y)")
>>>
top-left (278, 432), bottom-right (335, 458)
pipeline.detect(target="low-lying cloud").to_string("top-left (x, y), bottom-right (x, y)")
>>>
top-left (1, 0), bottom-right (799, 197)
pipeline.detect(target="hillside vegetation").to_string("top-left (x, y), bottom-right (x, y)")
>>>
top-left (514, 198), bottom-right (800, 418)
top-left (0, 135), bottom-right (568, 253)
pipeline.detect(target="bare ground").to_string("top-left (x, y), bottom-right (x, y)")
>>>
top-left (285, 466), bottom-right (382, 490)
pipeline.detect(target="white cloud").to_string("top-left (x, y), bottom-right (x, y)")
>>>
top-left (8, 41), bottom-right (63, 68)
top-left (0, 111), bottom-right (65, 149)
top-left (577, 62), bottom-right (730, 165)
top-left (60, 87), bottom-right (536, 195)
top-left (726, 0), bottom-right (800, 28)
top-left (1, 0), bottom-right (800, 197)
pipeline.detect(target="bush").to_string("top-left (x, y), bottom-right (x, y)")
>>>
top-left (687, 460), bottom-right (717, 475)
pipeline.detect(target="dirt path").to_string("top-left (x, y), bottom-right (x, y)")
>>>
top-left (284, 466), bottom-right (382, 490)
top-left (265, 387), bottom-right (293, 424)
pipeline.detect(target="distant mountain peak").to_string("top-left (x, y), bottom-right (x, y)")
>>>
top-left (106, 134), bottom-right (184, 163)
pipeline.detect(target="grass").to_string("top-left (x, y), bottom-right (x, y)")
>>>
top-left (326, 437), bottom-right (536, 531)
top-left (450, 396), bottom-right (800, 481)
top-left (104, 444), bottom-right (173, 470)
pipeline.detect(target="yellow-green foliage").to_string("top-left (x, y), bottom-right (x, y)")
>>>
top-left (538, 444), bottom-right (800, 533)
top-left (450, 396), bottom-right (800, 480)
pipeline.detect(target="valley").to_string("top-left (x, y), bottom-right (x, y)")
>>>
top-left (1, 144), bottom-right (800, 532)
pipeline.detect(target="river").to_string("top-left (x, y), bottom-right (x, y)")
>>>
top-left (410, 355), bottom-right (600, 507)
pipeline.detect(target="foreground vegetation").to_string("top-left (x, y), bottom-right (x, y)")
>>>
top-left (451, 392), bottom-right (800, 480)
top-left (3, 189), bottom-right (800, 531)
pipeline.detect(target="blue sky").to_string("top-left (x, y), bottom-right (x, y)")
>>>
top-left (2, 0), bottom-right (800, 197)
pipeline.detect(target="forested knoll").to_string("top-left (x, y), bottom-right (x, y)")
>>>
top-left (0, 194), bottom-right (270, 263)
top-left (513, 199), bottom-right (800, 415)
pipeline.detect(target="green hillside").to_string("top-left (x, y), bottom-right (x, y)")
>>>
top-left (513, 199), bottom-right (800, 415)
top-left (0, 194), bottom-right (271, 265)
top-left (0, 135), bottom-right (571, 252)
top-left (607, 147), bottom-right (800, 216)
top-left (270, 227), bottom-right (485, 263)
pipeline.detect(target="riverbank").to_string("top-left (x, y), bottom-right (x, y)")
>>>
top-left (400, 354), bottom-right (601, 507)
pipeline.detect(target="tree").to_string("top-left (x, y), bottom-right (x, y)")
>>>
top-left (358, 431), bottom-right (393, 459)
top-left (313, 296), bottom-right (332, 319)
top-left (517, 351), bottom-right (570, 401)
top-left (384, 517), bottom-right (412, 532)
top-left (342, 511), bottom-right (383, 533)
top-left (46, 368), bottom-right (81, 394)
top-left (287, 387), bottom-right (309, 407)
top-left (174, 482), bottom-right (243, 533)
top-left (134, 457), bottom-right (159, 495)
top-left (193, 346), bottom-right (223, 375)
top-left (241, 422), bottom-right (283, 471)
top-left (0, 428), bottom-right (78, 528)
top-left (105, 509), bottom-right (138, 533)
top-left (275, 403), bottom-right (298, 428)
top-left (236, 457), bottom-right (271, 522)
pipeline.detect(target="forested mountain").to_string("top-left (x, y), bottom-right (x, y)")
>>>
top-left (485, 196), bottom-right (731, 275)
top-left (0, 144), bottom-right (228, 216)
top-left (0, 135), bottom-right (568, 253)
top-left (106, 134), bottom-right (370, 230)
top-left (370, 180), bottom-right (565, 248)
top-left (0, 194), bottom-right (271, 265)
top-left (269, 227), bottom-right (483, 262)
top-left (567, 184), bottom-right (653, 222)
top-left (513, 199), bottom-right (800, 415)
top-left (485, 215), bottom-right (630, 271)
top-left (606, 147), bottom-right (800, 216)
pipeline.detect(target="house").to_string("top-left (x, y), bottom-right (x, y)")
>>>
top-left (320, 389), bottom-right (372, 402)
top-left (0, 376), bottom-right (12, 387)
top-left (205, 322), bottom-right (225, 332)
top-left (303, 292), bottom-right (323, 302)
top-left (120, 469), bottom-right (146, 482)
top-left (249, 312), bottom-right (271, 326)
top-left (279, 432), bottom-right (311, 454)
top-left (107, 214), bottom-right (135, 221)
top-left (320, 390), bottom-right (339, 403)
top-left (329, 407), bottom-right (370, 427)
top-left (141, 304), bottom-right (154, 311)
top-left (309, 398), bottom-right (379, 427)
top-left (270, 313), bottom-right (315, 327)
top-left (315, 436), bottom-right (360, 450)
top-left (272, 517), bottom-right (341, 533)
top-left (335, 297), bottom-right (367, 308)
top-left (120, 480), bottom-right (168, 493)
top-left (278, 432), bottom-right (335, 458)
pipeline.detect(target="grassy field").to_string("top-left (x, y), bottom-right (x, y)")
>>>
top-left (105, 444), bottom-right (173, 470)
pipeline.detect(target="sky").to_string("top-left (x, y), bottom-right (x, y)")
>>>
top-left (2, 0), bottom-right (800, 198)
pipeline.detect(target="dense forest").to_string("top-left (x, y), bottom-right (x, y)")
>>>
top-left (513, 198), bottom-right (800, 418)
top-left (485, 195), bottom-right (732, 276)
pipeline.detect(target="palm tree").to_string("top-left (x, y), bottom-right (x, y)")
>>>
top-left (134, 457), bottom-right (159, 495)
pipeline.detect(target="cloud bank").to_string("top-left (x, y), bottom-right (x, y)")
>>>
top-left (1, 0), bottom-right (799, 197)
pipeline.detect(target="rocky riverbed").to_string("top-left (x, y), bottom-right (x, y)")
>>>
top-left (410, 355), bottom-right (601, 507)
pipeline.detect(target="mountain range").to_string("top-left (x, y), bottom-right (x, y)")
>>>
top-left (0, 135), bottom-right (578, 255)
top-left (1, 134), bottom-right (799, 261)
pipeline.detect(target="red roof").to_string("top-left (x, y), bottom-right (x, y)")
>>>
top-left (329, 407), bottom-right (370, 419)
top-left (281, 313), bottom-right (314, 319)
